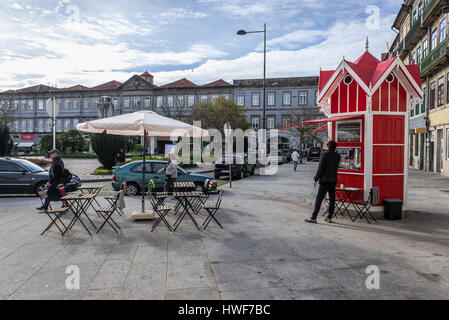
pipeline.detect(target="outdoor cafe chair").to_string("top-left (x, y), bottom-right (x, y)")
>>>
top-left (95, 191), bottom-right (123, 234)
top-left (148, 192), bottom-right (173, 232)
top-left (202, 190), bottom-right (225, 230)
top-left (351, 187), bottom-right (380, 224)
top-left (41, 207), bottom-right (70, 236)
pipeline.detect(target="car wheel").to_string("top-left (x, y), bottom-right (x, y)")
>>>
top-left (250, 167), bottom-right (255, 175)
top-left (35, 181), bottom-right (47, 197)
top-left (239, 170), bottom-right (245, 180)
top-left (126, 182), bottom-right (140, 196)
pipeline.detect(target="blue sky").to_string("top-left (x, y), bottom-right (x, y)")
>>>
top-left (0, 0), bottom-right (403, 90)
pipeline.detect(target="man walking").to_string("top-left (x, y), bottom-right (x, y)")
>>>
top-left (158, 153), bottom-right (178, 193)
top-left (115, 148), bottom-right (126, 167)
top-left (305, 141), bottom-right (341, 224)
top-left (291, 150), bottom-right (300, 171)
top-left (37, 149), bottom-right (65, 212)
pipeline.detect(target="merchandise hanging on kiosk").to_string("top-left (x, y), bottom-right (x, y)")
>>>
top-left (283, 48), bottom-right (423, 210)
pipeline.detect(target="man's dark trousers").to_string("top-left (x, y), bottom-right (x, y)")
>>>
top-left (311, 182), bottom-right (337, 220)
top-left (43, 184), bottom-right (60, 210)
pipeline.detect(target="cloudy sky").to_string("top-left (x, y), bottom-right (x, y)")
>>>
top-left (0, 0), bottom-right (403, 90)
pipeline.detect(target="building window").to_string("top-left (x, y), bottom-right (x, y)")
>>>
top-left (438, 77), bottom-right (444, 106)
top-left (440, 18), bottom-right (447, 42)
top-left (123, 97), bottom-right (130, 109)
top-left (267, 116), bottom-right (275, 129)
top-left (73, 119), bottom-right (79, 129)
top-left (37, 119), bottom-right (44, 132)
top-left (430, 82), bottom-right (436, 110)
top-left (422, 87), bottom-right (426, 114)
top-left (418, 2), bottom-right (422, 16)
top-left (156, 96), bottom-right (163, 108)
top-left (412, 10), bottom-right (417, 24)
top-left (28, 100), bottom-right (34, 111)
top-left (37, 100), bottom-right (44, 110)
top-left (167, 96), bottom-right (174, 107)
top-left (64, 119), bottom-right (71, 131)
top-left (267, 92), bottom-right (275, 106)
top-left (251, 117), bottom-right (260, 129)
top-left (27, 119), bottom-right (33, 132)
top-left (177, 96), bottom-right (184, 107)
top-left (21, 120), bottom-right (26, 132)
top-left (64, 99), bottom-right (71, 110)
top-left (72, 99), bottom-right (80, 110)
top-left (144, 96), bottom-right (151, 108)
top-left (416, 46), bottom-right (421, 66)
top-left (112, 98), bottom-right (119, 109)
top-left (432, 28), bottom-right (438, 50)
top-left (410, 51), bottom-right (416, 64)
top-left (21, 100), bottom-right (27, 111)
top-left (134, 97), bottom-right (141, 108)
top-left (200, 95), bottom-right (208, 104)
top-left (237, 94), bottom-right (245, 106)
top-left (251, 93), bottom-right (260, 107)
top-left (45, 119), bottom-right (51, 132)
top-left (283, 91), bottom-right (292, 106)
top-left (282, 115), bottom-right (291, 128)
top-left (423, 39), bottom-right (428, 57)
top-left (188, 95), bottom-right (195, 107)
top-left (299, 91), bottom-right (308, 105)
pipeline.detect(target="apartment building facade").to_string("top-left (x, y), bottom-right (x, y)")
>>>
top-left (0, 73), bottom-right (320, 153)
top-left (387, 0), bottom-right (449, 176)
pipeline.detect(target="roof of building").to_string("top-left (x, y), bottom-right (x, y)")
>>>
top-left (202, 79), bottom-right (232, 87)
top-left (61, 84), bottom-right (89, 91)
top-left (89, 80), bottom-right (122, 91)
top-left (160, 78), bottom-right (199, 89)
top-left (140, 71), bottom-right (152, 77)
top-left (14, 84), bottom-right (58, 93)
top-left (318, 50), bottom-right (422, 100)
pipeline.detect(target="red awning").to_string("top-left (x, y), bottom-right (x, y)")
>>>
top-left (279, 114), bottom-right (361, 131)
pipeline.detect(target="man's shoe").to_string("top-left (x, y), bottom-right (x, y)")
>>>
top-left (305, 218), bottom-right (317, 224)
top-left (36, 206), bottom-right (47, 212)
top-left (325, 218), bottom-right (333, 223)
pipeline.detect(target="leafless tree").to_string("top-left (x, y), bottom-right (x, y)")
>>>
top-left (0, 91), bottom-right (16, 125)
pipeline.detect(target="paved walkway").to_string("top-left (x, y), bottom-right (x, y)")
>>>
top-left (0, 163), bottom-right (448, 300)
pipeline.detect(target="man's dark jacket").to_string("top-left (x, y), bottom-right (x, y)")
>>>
top-left (116, 152), bottom-right (126, 163)
top-left (49, 156), bottom-right (65, 185)
top-left (314, 151), bottom-right (341, 183)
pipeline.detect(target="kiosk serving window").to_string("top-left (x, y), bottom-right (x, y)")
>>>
top-left (337, 147), bottom-right (362, 171)
top-left (336, 121), bottom-right (361, 142)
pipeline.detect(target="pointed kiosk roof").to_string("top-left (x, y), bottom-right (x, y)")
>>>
top-left (317, 50), bottom-right (423, 105)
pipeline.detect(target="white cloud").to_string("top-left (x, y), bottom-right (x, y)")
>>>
top-left (158, 8), bottom-right (207, 24)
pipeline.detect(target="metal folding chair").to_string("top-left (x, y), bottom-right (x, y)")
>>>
top-left (95, 193), bottom-right (122, 234)
top-left (352, 187), bottom-right (380, 224)
top-left (148, 192), bottom-right (173, 232)
top-left (202, 190), bottom-right (224, 230)
top-left (41, 207), bottom-right (70, 236)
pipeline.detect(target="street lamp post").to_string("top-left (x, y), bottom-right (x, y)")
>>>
top-left (237, 24), bottom-right (267, 150)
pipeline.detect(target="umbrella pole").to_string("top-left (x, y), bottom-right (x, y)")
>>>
top-left (142, 130), bottom-right (146, 212)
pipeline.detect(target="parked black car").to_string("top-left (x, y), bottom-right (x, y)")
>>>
top-left (307, 147), bottom-right (322, 162)
top-left (214, 154), bottom-right (256, 180)
top-left (0, 158), bottom-right (81, 196)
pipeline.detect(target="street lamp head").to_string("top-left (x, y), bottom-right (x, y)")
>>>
top-left (237, 30), bottom-right (247, 35)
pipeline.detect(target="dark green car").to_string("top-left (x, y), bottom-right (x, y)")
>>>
top-left (112, 160), bottom-right (217, 196)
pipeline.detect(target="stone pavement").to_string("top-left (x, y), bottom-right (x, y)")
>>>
top-left (0, 162), bottom-right (449, 300)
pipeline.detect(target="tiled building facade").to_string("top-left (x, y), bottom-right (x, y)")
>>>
top-left (387, 0), bottom-right (449, 177)
top-left (0, 72), bottom-right (320, 153)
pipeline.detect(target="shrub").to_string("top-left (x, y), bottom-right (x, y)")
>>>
top-left (90, 131), bottom-right (127, 169)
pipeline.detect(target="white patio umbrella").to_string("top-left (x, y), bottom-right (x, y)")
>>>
top-left (77, 111), bottom-right (207, 217)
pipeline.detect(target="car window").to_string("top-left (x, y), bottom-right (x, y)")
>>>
top-left (0, 160), bottom-right (25, 172)
top-left (152, 162), bottom-right (166, 173)
top-left (131, 163), bottom-right (152, 173)
top-left (16, 160), bottom-right (44, 173)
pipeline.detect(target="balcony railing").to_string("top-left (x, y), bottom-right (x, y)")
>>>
top-left (420, 38), bottom-right (448, 75)
top-left (423, 0), bottom-right (443, 26)
top-left (404, 16), bottom-right (425, 51)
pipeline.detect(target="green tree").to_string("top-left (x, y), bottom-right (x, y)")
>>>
top-left (0, 122), bottom-right (11, 156)
top-left (188, 96), bottom-right (250, 134)
top-left (61, 129), bottom-right (86, 153)
top-left (38, 133), bottom-right (62, 153)
top-left (90, 131), bottom-right (127, 169)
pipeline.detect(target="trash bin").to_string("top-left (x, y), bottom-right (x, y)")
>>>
top-left (384, 199), bottom-right (403, 220)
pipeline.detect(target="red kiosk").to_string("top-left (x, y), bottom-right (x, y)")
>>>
top-left (290, 49), bottom-right (423, 212)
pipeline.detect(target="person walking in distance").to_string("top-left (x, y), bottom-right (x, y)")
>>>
top-left (115, 148), bottom-right (126, 167)
top-left (36, 149), bottom-right (65, 212)
top-left (291, 150), bottom-right (300, 171)
top-left (305, 141), bottom-right (341, 224)
top-left (158, 153), bottom-right (178, 193)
